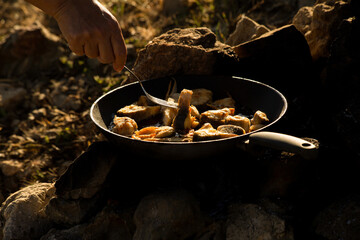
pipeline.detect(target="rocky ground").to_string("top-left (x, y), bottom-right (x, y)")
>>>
top-left (1, 0), bottom-right (360, 239)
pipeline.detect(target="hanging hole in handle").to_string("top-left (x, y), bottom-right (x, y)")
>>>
top-left (302, 142), bottom-right (312, 147)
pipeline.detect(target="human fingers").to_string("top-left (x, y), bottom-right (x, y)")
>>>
top-left (111, 33), bottom-right (127, 72)
top-left (84, 41), bottom-right (99, 59)
top-left (68, 40), bottom-right (85, 56)
top-left (97, 37), bottom-right (115, 64)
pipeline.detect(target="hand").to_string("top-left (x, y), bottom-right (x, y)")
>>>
top-left (53, 0), bottom-right (127, 72)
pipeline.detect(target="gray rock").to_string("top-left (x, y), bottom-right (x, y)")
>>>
top-left (314, 195), bottom-right (360, 240)
top-left (0, 183), bottom-right (55, 240)
top-left (226, 203), bottom-right (294, 240)
top-left (133, 190), bottom-right (207, 240)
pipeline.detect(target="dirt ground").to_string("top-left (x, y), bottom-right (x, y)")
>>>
top-left (0, 0), bottom-right (304, 201)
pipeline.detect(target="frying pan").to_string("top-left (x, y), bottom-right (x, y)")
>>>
top-left (90, 75), bottom-right (317, 160)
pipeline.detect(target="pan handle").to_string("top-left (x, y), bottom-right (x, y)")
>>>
top-left (246, 131), bottom-right (318, 160)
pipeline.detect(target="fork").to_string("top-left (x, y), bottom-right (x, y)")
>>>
top-left (124, 66), bottom-right (178, 109)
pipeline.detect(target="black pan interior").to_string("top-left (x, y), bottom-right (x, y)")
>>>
top-left (91, 75), bottom-right (287, 133)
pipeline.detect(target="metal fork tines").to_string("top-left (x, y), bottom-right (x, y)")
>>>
top-left (124, 66), bottom-right (178, 109)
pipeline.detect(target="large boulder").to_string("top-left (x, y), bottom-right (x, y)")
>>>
top-left (232, 24), bottom-right (313, 87)
top-left (292, 0), bottom-right (353, 61)
top-left (293, 0), bottom-right (360, 156)
top-left (131, 27), bottom-right (239, 81)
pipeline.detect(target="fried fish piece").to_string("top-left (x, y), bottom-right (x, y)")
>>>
top-left (251, 110), bottom-right (269, 125)
top-left (193, 123), bottom-right (237, 141)
top-left (133, 126), bottom-right (175, 140)
top-left (117, 104), bottom-right (161, 122)
top-left (172, 89), bottom-right (193, 131)
top-left (200, 108), bottom-right (235, 128)
top-left (250, 124), bottom-right (266, 132)
top-left (112, 116), bottom-right (138, 136)
top-left (162, 98), bottom-right (178, 126)
top-left (225, 115), bottom-right (251, 133)
top-left (217, 124), bottom-right (246, 135)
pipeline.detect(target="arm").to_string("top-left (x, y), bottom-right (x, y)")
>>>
top-left (26, 0), bottom-right (127, 72)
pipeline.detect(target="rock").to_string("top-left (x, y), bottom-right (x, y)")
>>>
top-left (0, 22), bottom-right (63, 77)
top-left (44, 196), bottom-right (100, 226)
top-left (314, 195), bottom-right (360, 240)
top-left (259, 138), bottom-right (320, 198)
top-left (48, 78), bottom-right (83, 111)
top-left (293, 0), bottom-right (360, 156)
top-left (40, 224), bottom-right (88, 240)
top-left (82, 206), bottom-right (133, 240)
top-left (53, 141), bottom-right (117, 200)
top-left (292, 6), bottom-right (314, 34)
top-left (226, 14), bottom-right (270, 46)
top-left (322, 14), bottom-right (360, 154)
top-left (0, 183), bottom-right (55, 240)
top-left (232, 24), bottom-right (313, 96)
top-left (0, 160), bottom-right (24, 176)
top-left (1, 161), bottom-right (18, 178)
top-left (292, 0), bottom-right (353, 60)
top-left (132, 27), bottom-right (239, 81)
top-left (0, 83), bottom-right (27, 111)
top-left (225, 202), bottom-right (294, 240)
top-left (41, 204), bottom-right (134, 240)
top-left (44, 142), bottom-right (117, 226)
top-left (133, 190), bottom-right (207, 240)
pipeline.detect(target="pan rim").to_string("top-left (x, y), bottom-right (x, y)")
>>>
top-left (90, 75), bottom-right (288, 145)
